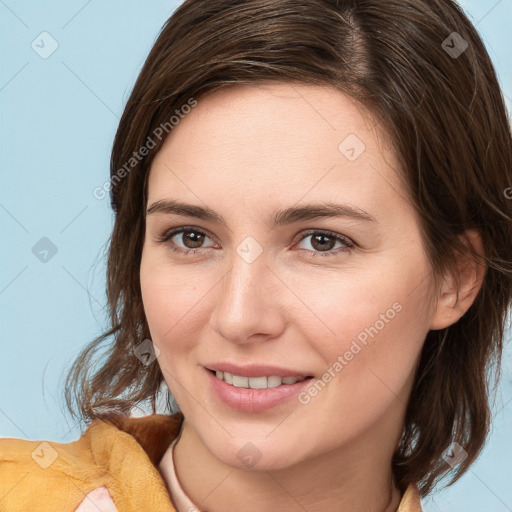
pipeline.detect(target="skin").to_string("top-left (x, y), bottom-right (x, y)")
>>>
top-left (139, 83), bottom-right (485, 512)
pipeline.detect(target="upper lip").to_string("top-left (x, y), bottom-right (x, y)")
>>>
top-left (205, 362), bottom-right (312, 378)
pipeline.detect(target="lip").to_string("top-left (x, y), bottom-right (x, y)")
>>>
top-left (205, 367), bottom-right (313, 412)
top-left (204, 362), bottom-right (312, 378)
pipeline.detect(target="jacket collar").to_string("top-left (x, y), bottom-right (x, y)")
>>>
top-left (101, 410), bottom-right (185, 465)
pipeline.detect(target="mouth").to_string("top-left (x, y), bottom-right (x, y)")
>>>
top-left (207, 369), bottom-right (314, 389)
top-left (205, 366), bottom-right (315, 412)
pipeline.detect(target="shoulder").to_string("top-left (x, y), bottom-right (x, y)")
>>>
top-left (0, 420), bottom-right (115, 511)
top-left (0, 412), bottom-right (183, 512)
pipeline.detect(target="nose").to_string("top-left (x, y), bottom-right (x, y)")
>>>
top-left (209, 248), bottom-right (286, 345)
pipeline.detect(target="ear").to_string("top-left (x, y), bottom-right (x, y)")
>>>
top-left (429, 229), bottom-right (486, 331)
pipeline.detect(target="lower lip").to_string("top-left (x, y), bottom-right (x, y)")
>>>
top-left (205, 368), bottom-right (313, 412)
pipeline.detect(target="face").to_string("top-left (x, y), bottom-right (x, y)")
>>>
top-left (140, 82), bottom-right (438, 470)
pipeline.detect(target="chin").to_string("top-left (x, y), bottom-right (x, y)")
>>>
top-left (204, 435), bottom-right (305, 472)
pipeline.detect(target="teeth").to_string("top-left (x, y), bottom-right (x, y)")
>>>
top-left (267, 376), bottom-right (282, 388)
top-left (232, 375), bottom-right (249, 388)
top-left (214, 371), bottom-right (307, 389)
top-left (282, 376), bottom-right (301, 384)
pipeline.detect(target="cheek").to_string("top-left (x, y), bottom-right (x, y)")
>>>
top-left (140, 254), bottom-right (217, 353)
top-left (293, 289), bottom-right (429, 450)
top-left (141, 279), bottom-right (186, 327)
top-left (317, 282), bottom-right (429, 410)
top-left (284, 259), bottom-right (430, 349)
top-left (140, 259), bottom-right (208, 397)
top-left (292, 258), bottom-right (431, 404)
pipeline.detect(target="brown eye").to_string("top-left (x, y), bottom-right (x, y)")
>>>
top-left (296, 230), bottom-right (354, 258)
top-left (177, 230), bottom-right (206, 249)
top-left (157, 227), bottom-right (216, 255)
top-left (310, 233), bottom-right (336, 251)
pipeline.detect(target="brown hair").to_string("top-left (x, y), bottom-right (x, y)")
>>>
top-left (64, 0), bottom-right (512, 497)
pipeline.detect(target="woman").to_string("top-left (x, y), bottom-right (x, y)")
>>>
top-left (1, 0), bottom-right (511, 511)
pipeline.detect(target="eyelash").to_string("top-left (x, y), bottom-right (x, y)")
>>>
top-left (156, 226), bottom-right (355, 258)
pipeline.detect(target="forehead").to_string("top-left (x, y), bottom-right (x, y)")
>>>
top-left (147, 82), bottom-right (409, 220)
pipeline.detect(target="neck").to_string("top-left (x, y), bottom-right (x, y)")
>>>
top-left (160, 418), bottom-right (403, 512)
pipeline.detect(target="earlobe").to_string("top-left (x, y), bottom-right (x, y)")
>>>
top-left (429, 229), bottom-right (486, 331)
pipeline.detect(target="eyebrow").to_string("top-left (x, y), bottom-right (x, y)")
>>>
top-left (146, 199), bottom-right (377, 227)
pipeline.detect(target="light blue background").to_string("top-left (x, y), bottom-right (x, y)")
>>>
top-left (1, 1), bottom-right (511, 510)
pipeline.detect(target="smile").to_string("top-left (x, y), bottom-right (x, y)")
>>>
top-left (212, 370), bottom-right (310, 389)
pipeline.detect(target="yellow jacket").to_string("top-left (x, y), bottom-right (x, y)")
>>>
top-left (0, 411), bottom-right (422, 511)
